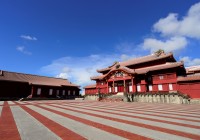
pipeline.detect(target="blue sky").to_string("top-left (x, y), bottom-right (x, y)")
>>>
top-left (1, 0), bottom-right (200, 91)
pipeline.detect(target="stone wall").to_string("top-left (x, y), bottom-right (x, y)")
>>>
top-left (84, 95), bottom-right (99, 101)
top-left (190, 99), bottom-right (200, 104)
top-left (127, 93), bottom-right (190, 104)
top-left (85, 92), bottom-right (200, 104)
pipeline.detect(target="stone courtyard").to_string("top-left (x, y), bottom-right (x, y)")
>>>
top-left (0, 100), bottom-right (200, 140)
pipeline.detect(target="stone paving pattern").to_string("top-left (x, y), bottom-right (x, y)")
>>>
top-left (0, 100), bottom-right (200, 140)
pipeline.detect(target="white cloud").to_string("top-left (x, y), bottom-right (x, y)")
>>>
top-left (40, 2), bottom-right (200, 93)
top-left (153, 2), bottom-right (200, 39)
top-left (120, 54), bottom-right (130, 61)
top-left (40, 54), bottom-right (127, 89)
top-left (179, 56), bottom-right (200, 66)
top-left (115, 42), bottom-right (136, 53)
top-left (142, 36), bottom-right (187, 53)
top-left (20, 35), bottom-right (37, 41)
top-left (56, 73), bottom-right (69, 79)
top-left (16, 46), bottom-right (32, 55)
top-left (153, 13), bottom-right (180, 36)
top-left (142, 2), bottom-right (200, 53)
top-left (16, 46), bottom-right (25, 52)
top-left (115, 42), bottom-right (140, 61)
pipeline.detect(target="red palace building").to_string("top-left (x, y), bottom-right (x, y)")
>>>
top-left (84, 51), bottom-right (200, 104)
top-left (0, 70), bottom-right (80, 100)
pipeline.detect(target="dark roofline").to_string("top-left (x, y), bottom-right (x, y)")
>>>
top-left (0, 79), bottom-right (29, 84)
top-left (61, 85), bottom-right (81, 88)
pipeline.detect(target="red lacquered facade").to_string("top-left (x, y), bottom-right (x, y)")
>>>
top-left (85, 52), bottom-right (200, 99)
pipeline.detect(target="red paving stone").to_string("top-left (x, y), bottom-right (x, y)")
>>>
top-left (21, 105), bottom-right (86, 140)
top-left (1, 100), bottom-right (200, 140)
top-left (63, 103), bottom-right (200, 129)
top-left (69, 103), bottom-right (200, 123)
top-left (38, 105), bottom-right (151, 140)
top-left (50, 104), bottom-right (200, 140)
top-left (0, 102), bottom-right (20, 140)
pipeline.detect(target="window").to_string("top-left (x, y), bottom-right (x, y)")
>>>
top-left (37, 88), bottom-right (41, 95)
top-left (68, 90), bottom-right (71, 95)
top-left (169, 84), bottom-right (173, 90)
top-left (159, 75), bottom-right (164, 80)
top-left (109, 87), bottom-right (112, 93)
top-left (62, 90), bottom-right (65, 95)
top-left (137, 84), bottom-right (141, 92)
top-left (129, 85), bottom-right (132, 92)
top-left (49, 89), bottom-right (53, 95)
top-left (115, 86), bottom-right (118, 92)
top-left (158, 84), bottom-right (163, 91)
top-left (73, 90), bottom-right (75, 95)
top-left (149, 85), bottom-right (153, 91)
top-left (56, 90), bottom-right (59, 96)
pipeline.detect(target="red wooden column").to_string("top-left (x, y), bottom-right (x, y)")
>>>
top-left (132, 77), bottom-right (136, 92)
top-left (107, 81), bottom-right (109, 93)
top-left (124, 79), bottom-right (126, 93)
top-left (112, 80), bottom-right (114, 93)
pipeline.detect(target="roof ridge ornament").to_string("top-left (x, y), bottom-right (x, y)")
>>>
top-left (109, 61), bottom-right (119, 68)
top-left (116, 64), bottom-right (120, 69)
top-left (154, 49), bottom-right (165, 57)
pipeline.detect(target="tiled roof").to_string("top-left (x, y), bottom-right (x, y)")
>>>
top-left (97, 52), bottom-right (174, 72)
top-left (84, 84), bottom-right (96, 89)
top-left (106, 66), bottom-right (135, 76)
top-left (92, 62), bottom-right (183, 80)
top-left (121, 52), bottom-right (173, 67)
top-left (96, 67), bottom-right (111, 72)
top-left (90, 75), bottom-right (104, 80)
top-left (0, 70), bottom-right (79, 87)
top-left (92, 66), bottom-right (136, 80)
top-left (177, 75), bottom-right (200, 82)
top-left (186, 65), bottom-right (200, 73)
top-left (135, 62), bottom-right (183, 74)
top-left (120, 66), bottom-right (135, 73)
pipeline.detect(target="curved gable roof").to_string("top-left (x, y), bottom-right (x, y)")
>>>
top-left (97, 52), bottom-right (174, 73)
top-left (92, 62), bottom-right (183, 80)
top-left (93, 66), bottom-right (135, 80)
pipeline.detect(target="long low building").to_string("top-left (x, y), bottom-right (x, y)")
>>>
top-left (0, 70), bottom-right (80, 100)
top-left (84, 51), bottom-right (200, 103)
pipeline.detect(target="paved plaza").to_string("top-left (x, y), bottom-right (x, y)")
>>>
top-left (0, 100), bottom-right (200, 140)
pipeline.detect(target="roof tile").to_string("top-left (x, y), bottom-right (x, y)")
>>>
top-left (177, 75), bottom-right (200, 82)
top-left (84, 84), bottom-right (96, 89)
top-left (0, 70), bottom-right (79, 87)
top-left (97, 52), bottom-right (174, 72)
